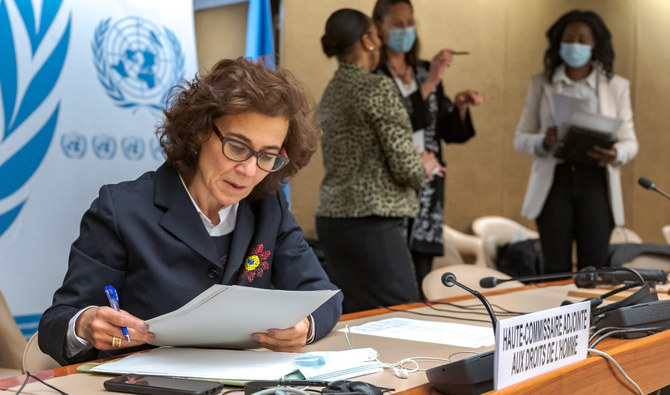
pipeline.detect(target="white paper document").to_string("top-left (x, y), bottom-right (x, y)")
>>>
top-left (340, 317), bottom-right (494, 348)
top-left (569, 110), bottom-right (622, 135)
top-left (89, 347), bottom-right (382, 382)
top-left (553, 93), bottom-right (588, 135)
top-left (412, 129), bottom-right (426, 152)
top-left (90, 348), bottom-right (299, 380)
top-left (147, 285), bottom-right (339, 348)
top-left (553, 93), bottom-right (622, 139)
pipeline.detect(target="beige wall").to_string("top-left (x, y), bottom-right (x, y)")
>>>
top-left (192, 1), bottom-right (670, 243)
top-left (194, 2), bottom-right (249, 74)
top-left (278, 0), bottom-right (670, 243)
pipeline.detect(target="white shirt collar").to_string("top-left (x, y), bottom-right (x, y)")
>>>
top-left (553, 63), bottom-right (598, 90)
top-left (178, 174), bottom-right (238, 237)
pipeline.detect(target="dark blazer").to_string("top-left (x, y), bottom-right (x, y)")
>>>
top-left (39, 163), bottom-right (343, 365)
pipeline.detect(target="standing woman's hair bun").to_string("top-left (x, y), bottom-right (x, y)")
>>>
top-left (321, 8), bottom-right (371, 58)
top-left (321, 34), bottom-right (339, 58)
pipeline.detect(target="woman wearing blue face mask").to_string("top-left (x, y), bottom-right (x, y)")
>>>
top-left (372, 0), bottom-right (486, 295)
top-left (514, 10), bottom-right (638, 274)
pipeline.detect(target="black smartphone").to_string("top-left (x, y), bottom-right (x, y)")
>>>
top-left (104, 374), bottom-right (224, 395)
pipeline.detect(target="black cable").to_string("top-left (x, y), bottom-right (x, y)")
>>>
top-left (15, 372), bottom-right (68, 395)
top-left (424, 303), bottom-right (520, 317)
top-left (384, 306), bottom-right (494, 325)
top-left (428, 300), bottom-right (531, 315)
top-left (589, 327), bottom-right (667, 348)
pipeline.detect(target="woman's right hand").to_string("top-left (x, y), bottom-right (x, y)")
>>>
top-left (422, 49), bottom-right (454, 98)
top-left (420, 150), bottom-right (445, 180)
top-left (75, 306), bottom-right (154, 350)
top-left (543, 126), bottom-right (560, 151)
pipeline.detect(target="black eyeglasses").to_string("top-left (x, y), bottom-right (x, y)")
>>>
top-left (211, 124), bottom-right (289, 172)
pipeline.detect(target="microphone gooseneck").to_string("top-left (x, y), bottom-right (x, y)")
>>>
top-left (441, 272), bottom-right (498, 333)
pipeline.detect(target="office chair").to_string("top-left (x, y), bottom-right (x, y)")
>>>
top-left (422, 264), bottom-right (525, 301)
top-left (22, 332), bottom-right (60, 373)
top-left (662, 225), bottom-right (670, 244)
top-left (610, 227), bottom-right (643, 244)
top-left (471, 216), bottom-right (539, 240)
top-left (0, 290), bottom-right (27, 379)
top-left (435, 225), bottom-right (487, 268)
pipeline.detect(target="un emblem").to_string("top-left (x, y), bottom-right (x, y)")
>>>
top-left (60, 133), bottom-right (87, 159)
top-left (92, 16), bottom-right (185, 111)
top-left (92, 135), bottom-right (117, 160)
top-left (122, 136), bottom-right (145, 160)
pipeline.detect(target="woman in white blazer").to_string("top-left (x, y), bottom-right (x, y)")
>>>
top-left (514, 10), bottom-right (638, 274)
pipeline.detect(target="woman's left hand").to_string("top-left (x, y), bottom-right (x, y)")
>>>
top-left (587, 145), bottom-right (618, 164)
top-left (251, 317), bottom-right (310, 352)
top-left (455, 90), bottom-right (487, 119)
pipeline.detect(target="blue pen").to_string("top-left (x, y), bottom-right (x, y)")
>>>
top-left (104, 285), bottom-right (131, 342)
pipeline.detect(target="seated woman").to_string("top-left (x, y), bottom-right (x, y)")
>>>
top-left (38, 58), bottom-right (343, 365)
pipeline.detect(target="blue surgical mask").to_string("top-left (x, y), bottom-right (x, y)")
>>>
top-left (387, 27), bottom-right (416, 53)
top-left (559, 43), bottom-right (592, 68)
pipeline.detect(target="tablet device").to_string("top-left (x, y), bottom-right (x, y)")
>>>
top-left (554, 125), bottom-right (617, 166)
top-left (104, 374), bottom-right (224, 395)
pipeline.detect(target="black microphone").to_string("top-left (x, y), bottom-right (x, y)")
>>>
top-left (426, 273), bottom-right (497, 395)
top-left (638, 177), bottom-right (670, 200)
top-left (479, 266), bottom-right (653, 289)
top-left (598, 269), bottom-right (668, 286)
top-left (479, 272), bottom-right (574, 288)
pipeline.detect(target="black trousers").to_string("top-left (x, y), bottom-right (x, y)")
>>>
top-left (411, 251), bottom-right (433, 300)
top-left (536, 163), bottom-right (614, 274)
top-left (316, 216), bottom-right (420, 313)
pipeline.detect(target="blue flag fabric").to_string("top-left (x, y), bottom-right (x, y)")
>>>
top-left (245, 0), bottom-right (274, 69)
top-left (245, 0), bottom-right (291, 205)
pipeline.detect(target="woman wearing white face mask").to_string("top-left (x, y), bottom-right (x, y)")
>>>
top-left (514, 10), bottom-right (638, 274)
top-left (372, 0), bottom-right (486, 295)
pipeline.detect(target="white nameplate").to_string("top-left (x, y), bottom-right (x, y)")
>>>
top-left (493, 301), bottom-right (590, 390)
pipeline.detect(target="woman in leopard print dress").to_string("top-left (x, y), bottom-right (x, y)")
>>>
top-left (316, 9), bottom-right (439, 313)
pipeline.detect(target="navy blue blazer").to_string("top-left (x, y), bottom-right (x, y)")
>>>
top-left (39, 163), bottom-right (343, 365)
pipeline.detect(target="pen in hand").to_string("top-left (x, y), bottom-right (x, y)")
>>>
top-left (452, 51), bottom-right (469, 55)
top-left (104, 285), bottom-right (131, 342)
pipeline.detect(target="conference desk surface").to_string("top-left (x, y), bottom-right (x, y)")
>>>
top-left (2, 281), bottom-right (669, 394)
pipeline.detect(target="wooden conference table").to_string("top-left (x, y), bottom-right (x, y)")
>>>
top-left (1, 281), bottom-right (669, 394)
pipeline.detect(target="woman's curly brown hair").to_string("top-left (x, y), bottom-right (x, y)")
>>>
top-left (157, 57), bottom-right (321, 199)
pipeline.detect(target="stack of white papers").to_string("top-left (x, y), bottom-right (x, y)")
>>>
top-left (147, 285), bottom-right (339, 349)
top-left (340, 317), bottom-right (494, 348)
top-left (553, 93), bottom-right (622, 139)
top-left (89, 347), bottom-right (382, 382)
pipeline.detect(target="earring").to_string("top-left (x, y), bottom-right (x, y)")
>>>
top-left (369, 46), bottom-right (375, 52)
